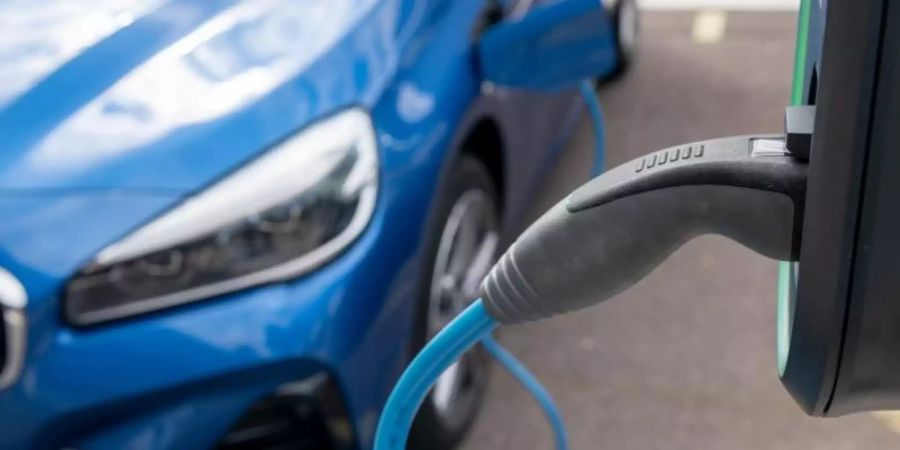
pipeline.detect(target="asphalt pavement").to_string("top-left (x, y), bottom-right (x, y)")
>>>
top-left (462, 11), bottom-right (900, 450)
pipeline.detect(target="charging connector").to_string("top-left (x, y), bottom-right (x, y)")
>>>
top-left (481, 135), bottom-right (808, 324)
top-left (376, 134), bottom-right (809, 450)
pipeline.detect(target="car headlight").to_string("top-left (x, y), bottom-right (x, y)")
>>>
top-left (64, 108), bottom-right (378, 326)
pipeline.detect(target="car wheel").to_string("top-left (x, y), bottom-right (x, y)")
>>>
top-left (408, 155), bottom-right (500, 450)
top-left (598, 0), bottom-right (639, 84)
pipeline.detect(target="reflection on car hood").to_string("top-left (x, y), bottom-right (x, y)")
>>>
top-left (0, 0), bottom-right (165, 108)
top-left (0, 0), bottom-right (399, 192)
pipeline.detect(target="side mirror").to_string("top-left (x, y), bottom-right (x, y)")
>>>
top-left (478, 0), bottom-right (618, 91)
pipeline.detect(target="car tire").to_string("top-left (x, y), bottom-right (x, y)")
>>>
top-left (598, 0), bottom-right (639, 85)
top-left (407, 155), bottom-right (500, 450)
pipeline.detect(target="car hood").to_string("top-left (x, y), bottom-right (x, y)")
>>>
top-left (0, 0), bottom-right (400, 193)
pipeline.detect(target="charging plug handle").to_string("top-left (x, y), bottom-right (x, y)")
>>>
top-left (481, 135), bottom-right (807, 324)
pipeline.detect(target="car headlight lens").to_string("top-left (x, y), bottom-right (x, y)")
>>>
top-left (64, 108), bottom-right (378, 326)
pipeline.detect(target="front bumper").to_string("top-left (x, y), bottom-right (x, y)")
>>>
top-left (0, 189), bottom-right (425, 450)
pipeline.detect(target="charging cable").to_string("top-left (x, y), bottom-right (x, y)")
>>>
top-left (482, 334), bottom-right (569, 450)
top-left (579, 79), bottom-right (606, 176)
top-left (456, 80), bottom-right (602, 450)
top-left (374, 81), bottom-right (606, 450)
top-left (376, 301), bottom-right (496, 450)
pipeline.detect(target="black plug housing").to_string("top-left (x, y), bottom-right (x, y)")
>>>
top-left (481, 135), bottom-right (808, 324)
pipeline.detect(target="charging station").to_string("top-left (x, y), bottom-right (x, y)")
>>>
top-left (782, 0), bottom-right (900, 416)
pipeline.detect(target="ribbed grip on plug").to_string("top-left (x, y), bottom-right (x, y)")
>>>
top-left (481, 243), bottom-right (554, 323)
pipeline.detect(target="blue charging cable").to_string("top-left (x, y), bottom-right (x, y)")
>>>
top-left (482, 334), bottom-right (569, 450)
top-left (374, 81), bottom-right (604, 450)
top-left (580, 79), bottom-right (606, 176)
top-left (375, 300), bottom-right (497, 450)
top-left (373, 300), bottom-right (569, 450)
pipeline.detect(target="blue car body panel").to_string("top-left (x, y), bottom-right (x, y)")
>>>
top-left (479, 0), bottom-right (617, 91)
top-left (0, 0), bottom-right (403, 192)
top-left (0, 0), bottom-right (616, 449)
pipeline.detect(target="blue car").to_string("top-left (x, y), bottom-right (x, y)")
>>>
top-left (0, 0), bottom-right (634, 449)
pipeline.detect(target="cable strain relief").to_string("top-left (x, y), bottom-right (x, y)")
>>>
top-left (481, 246), bottom-right (549, 324)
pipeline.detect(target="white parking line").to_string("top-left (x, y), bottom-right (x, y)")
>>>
top-left (641, 0), bottom-right (799, 11)
top-left (872, 411), bottom-right (900, 435)
top-left (692, 10), bottom-right (728, 43)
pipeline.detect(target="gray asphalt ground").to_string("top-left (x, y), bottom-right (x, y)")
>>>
top-left (463, 11), bottom-right (900, 450)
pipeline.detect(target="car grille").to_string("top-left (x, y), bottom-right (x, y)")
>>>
top-left (217, 395), bottom-right (334, 450)
top-left (217, 373), bottom-right (355, 450)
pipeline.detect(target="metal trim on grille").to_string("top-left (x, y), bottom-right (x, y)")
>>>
top-left (0, 268), bottom-right (26, 390)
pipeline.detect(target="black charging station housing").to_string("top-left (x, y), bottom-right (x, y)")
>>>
top-left (781, 0), bottom-right (900, 416)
